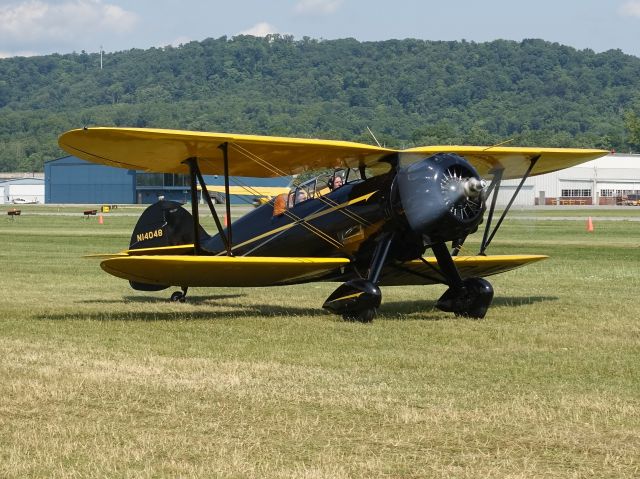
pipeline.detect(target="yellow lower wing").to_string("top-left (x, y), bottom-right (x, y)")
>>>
top-left (100, 255), bottom-right (350, 287)
top-left (100, 253), bottom-right (545, 288)
top-left (379, 255), bottom-right (548, 286)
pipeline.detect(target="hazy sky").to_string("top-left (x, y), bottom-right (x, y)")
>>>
top-left (1, 0), bottom-right (639, 58)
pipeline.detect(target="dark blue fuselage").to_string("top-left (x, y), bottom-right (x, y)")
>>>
top-left (202, 173), bottom-right (394, 260)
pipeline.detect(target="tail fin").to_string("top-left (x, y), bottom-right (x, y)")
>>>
top-left (128, 200), bottom-right (209, 291)
top-left (130, 200), bottom-right (209, 250)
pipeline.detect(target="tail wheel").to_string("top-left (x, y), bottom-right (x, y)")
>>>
top-left (170, 291), bottom-right (185, 302)
top-left (170, 287), bottom-right (188, 303)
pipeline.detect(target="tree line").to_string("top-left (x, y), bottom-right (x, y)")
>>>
top-left (1, 35), bottom-right (639, 172)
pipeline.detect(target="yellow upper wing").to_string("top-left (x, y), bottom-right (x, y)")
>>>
top-left (58, 127), bottom-right (608, 179)
top-left (59, 127), bottom-right (393, 177)
top-left (401, 146), bottom-right (608, 180)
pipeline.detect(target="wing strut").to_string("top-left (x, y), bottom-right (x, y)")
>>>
top-left (187, 158), bottom-right (202, 255)
top-left (185, 157), bottom-right (232, 256)
top-left (219, 142), bottom-right (233, 250)
top-left (479, 155), bottom-right (540, 255)
top-left (479, 168), bottom-right (504, 255)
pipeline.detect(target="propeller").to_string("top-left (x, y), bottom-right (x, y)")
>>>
top-left (396, 153), bottom-right (487, 243)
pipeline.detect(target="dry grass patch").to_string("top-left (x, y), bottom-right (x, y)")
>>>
top-left (1, 208), bottom-right (640, 477)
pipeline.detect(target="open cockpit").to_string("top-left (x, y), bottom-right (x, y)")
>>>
top-left (273, 166), bottom-right (380, 215)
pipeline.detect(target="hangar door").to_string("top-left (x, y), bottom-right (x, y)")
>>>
top-left (494, 185), bottom-right (534, 207)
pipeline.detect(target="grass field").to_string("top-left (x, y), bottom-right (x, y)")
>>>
top-left (1, 206), bottom-right (639, 478)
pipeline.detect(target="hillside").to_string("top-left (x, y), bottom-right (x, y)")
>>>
top-left (1, 35), bottom-right (640, 172)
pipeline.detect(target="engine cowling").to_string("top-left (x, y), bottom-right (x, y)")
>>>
top-left (396, 153), bottom-right (486, 243)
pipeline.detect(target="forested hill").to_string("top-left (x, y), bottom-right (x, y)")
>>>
top-left (1, 35), bottom-right (640, 172)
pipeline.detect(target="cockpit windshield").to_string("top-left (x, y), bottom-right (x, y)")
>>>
top-left (291, 167), bottom-right (361, 205)
top-left (273, 163), bottom-right (390, 216)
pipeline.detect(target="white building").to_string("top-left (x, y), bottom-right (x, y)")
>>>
top-left (497, 153), bottom-right (640, 206)
top-left (0, 178), bottom-right (45, 204)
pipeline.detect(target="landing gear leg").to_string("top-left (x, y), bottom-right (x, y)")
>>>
top-left (431, 242), bottom-right (494, 319)
top-left (323, 232), bottom-right (394, 323)
top-left (170, 287), bottom-right (188, 303)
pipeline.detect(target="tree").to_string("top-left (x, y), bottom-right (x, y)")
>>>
top-left (2, 36), bottom-right (640, 171)
top-left (624, 111), bottom-right (640, 152)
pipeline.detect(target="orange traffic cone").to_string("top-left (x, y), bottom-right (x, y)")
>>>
top-left (586, 216), bottom-right (593, 232)
top-left (98, 213), bottom-right (104, 225)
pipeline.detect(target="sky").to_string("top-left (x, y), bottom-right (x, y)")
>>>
top-left (1, 0), bottom-right (640, 59)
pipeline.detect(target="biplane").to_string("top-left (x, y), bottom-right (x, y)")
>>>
top-left (58, 128), bottom-right (607, 321)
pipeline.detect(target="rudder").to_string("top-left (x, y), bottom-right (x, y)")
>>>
top-left (130, 200), bottom-right (208, 250)
top-left (128, 200), bottom-right (209, 291)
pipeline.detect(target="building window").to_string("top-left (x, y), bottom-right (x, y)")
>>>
top-left (136, 173), bottom-right (163, 186)
top-left (173, 174), bottom-right (190, 187)
top-left (601, 189), bottom-right (640, 197)
top-left (137, 173), bottom-right (189, 187)
top-left (561, 189), bottom-right (591, 197)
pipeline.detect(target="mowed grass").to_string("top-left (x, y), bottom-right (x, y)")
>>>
top-left (1, 208), bottom-right (639, 478)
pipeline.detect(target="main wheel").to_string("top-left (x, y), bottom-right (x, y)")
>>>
top-left (436, 278), bottom-right (494, 319)
top-left (454, 278), bottom-right (493, 319)
top-left (342, 308), bottom-right (376, 323)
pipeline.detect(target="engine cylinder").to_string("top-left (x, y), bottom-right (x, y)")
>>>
top-left (396, 153), bottom-right (486, 243)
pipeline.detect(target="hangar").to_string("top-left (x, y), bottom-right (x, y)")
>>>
top-left (496, 153), bottom-right (640, 206)
top-left (42, 153), bottom-right (639, 206)
top-left (44, 155), bottom-right (290, 204)
top-left (45, 156), bottom-right (136, 204)
top-left (0, 177), bottom-right (45, 204)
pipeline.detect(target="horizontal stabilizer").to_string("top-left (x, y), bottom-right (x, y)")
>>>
top-left (83, 253), bottom-right (129, 259)
top-left (124, 244), bottom-right (196, 256)
top-left (197, 185), bottom-right (290, 197)
top-left (84, 244), bottom-right (196, 259)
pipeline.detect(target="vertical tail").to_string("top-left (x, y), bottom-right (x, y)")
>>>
top-left (130, 200), bottom-right (209, 250)
top-left (128, 200), bottom-right (210, 291)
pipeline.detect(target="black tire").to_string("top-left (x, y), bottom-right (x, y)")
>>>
top-left (455, 278), bottom-right (493, 319)
top-left (170, 291), bottom-right (183, 302)
top-left (342, 308), bottom-right (376, 323)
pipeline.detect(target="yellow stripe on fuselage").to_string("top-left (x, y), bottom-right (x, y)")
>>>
top-left (228, 191), bottom-right (378, 253)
